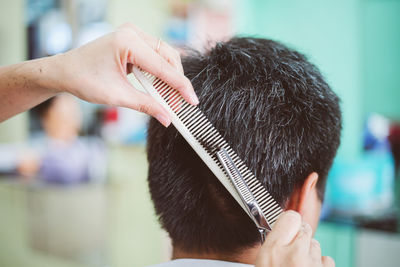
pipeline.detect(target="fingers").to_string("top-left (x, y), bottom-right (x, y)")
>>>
top-left (309, 239), bottom-right (322, 263)
top-left (155, 39), bottom-right (184, 73)
top-left (116, 23), bottom-right (198, 106)
top-left (119, 82), bottom-right (171, 127)
top-left (265, 210), bottom-right (302, 247)
top-left (292, 222), bottom-right (313, 249)
top-left (322, 256), bottom-right (335, 267)
top-left (256, 210), bottom-right (334, 267)
top-left (128, 25), bottom-right (184, 74)
top-left (128, 38), bottom-right (199, 105)
top-left (256, 209), bottom-right (334, 267)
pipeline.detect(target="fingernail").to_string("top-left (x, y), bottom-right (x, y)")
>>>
top-left (286, 210), bottom-right (299, 216)
top-left (184, 79), bottom-right (199, 105)
top-left (302, 222), bottom-right (312, 233)
top-left (190, 91), bottom-right (199, 105)
top-left (311, 239), bottom-right (320, 246)
top-left (156, 114), bottom-right (171, 127)
top-left (285, 210), bottom-right (301, 220)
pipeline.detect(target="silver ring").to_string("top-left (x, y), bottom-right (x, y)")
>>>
top-left (156, 38), bottom-right (162, 53)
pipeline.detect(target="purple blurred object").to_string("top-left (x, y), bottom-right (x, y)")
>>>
top-left (39, 139), bottom-right (90, 184)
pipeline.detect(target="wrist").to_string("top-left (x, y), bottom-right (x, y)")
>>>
top-left (32, 54), bottom-right (65, 94)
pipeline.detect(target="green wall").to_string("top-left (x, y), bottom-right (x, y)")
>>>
top-left (362, 0), bottom-right (400, 119)
top-left (235, 1), bottom-right (400, 266)
top-left (315, 222), bottom-right (356, 267)
top-left (235, 0), bottom-right (400, 159)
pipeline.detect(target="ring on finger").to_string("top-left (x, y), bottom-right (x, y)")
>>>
top-left (156, 38), bottom-right (162, 53)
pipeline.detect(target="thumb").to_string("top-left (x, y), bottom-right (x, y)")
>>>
top-left (264, 211), bottom-right (302, 247)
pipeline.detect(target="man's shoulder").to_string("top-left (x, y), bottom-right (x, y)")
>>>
top-left (148, 259), bottom-right (254, 267)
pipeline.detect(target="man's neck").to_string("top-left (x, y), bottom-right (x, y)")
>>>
top-left (172, 245), bottom-right (261, 265)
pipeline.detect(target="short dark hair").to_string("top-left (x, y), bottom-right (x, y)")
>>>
top-left (146, 37), bottom-right (341, 255)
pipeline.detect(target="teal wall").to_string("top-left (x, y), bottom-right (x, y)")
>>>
top-left (235, 1), bottom-right (400, 266)
top-left (236, 0), bottom-right (400, 159)
top-left (362, 0), bottom-right (400, 119)
top-left (315, 222), bottom-right (356, 267)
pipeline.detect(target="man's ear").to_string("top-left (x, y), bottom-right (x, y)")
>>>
top-left (285, 172), bottom-right (321, 231)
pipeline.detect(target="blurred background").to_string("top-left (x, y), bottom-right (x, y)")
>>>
top-left (0, 0), bottom-right (399, 266)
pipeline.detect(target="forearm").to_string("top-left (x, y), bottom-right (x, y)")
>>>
top-left (0, 24), bottom-right (197, 125)
top-left (0, 56), bottom-right (60, 122)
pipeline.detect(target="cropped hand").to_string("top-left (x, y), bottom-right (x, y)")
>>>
top-left (49, 23), bottom-right (198, 126)
top-left (0, 23), bottom-right (198, 125)
top-left (255, 211), bottom-right (335, 267)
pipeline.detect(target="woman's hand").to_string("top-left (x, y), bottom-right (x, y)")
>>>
top-left (256, 211), bottom-right (335, 267)
top-left (48, 23), bottom-right (198, 126)
top-left (0, 23), bottom-right (198, 125)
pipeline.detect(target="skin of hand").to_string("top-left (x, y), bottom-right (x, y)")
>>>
top-left (0, 23), bottom-right (198, 126)
top-left (17, 152), bottom-right (40, 179)
top-left (255, 211), bottom-right (335, 267)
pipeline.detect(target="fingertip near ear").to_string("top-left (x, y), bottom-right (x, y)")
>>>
top-left (277, 210), bottom-right (302, 226)
top-left (266, 210), bottom-right (301, 246)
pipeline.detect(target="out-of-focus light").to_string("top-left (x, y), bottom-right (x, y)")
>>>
top-left (75, 22), bottom-right (112, 48)
top-left (368, 113), bottom-right (390, 140)
top-left (44, 22), bottom-right (72, 55)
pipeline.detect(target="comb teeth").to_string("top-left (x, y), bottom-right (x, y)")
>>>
top-left (217, 150), bottom-right (253, 204)
top-left (137, 69), bottom-right (282, 227)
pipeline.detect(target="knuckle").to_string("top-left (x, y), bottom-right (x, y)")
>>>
top-left (126, 22), bottom-right (135, 28)
top-left (105, 93), bottom-right (120, 106)
top-left (311, 239), bottom-right (321, 248)
top-left (259, 256), bottom-right (274, 267)
top-left (287, 254), bottom-right (300, 266)
top-left (292, 253), bottom-right (308, 267)
top-left (174, 50), bottom-right (181, 59)
top-left (185, 77), bottom-right (192, 86)
top-left (286, 210), bottom-right (301, 224)
top-left (130, 52), bottom-right (137, 66)
top-left (115, 95), bottom-right (129, 107)
top-left (266, 247), bottom-right (281, 264)
top-left (268, 252), bottom-right (279, 265)
top-left (111, 31), bottom-right (126, 47)
top-left (114, 27), bottom-right (137, 43)
top-left (177, 77), bottom-right (190, 91)
top-left (267, 240), bottom-right (281, 253)
top-left (136, 103), bottom-right (151, 115)
top-left (156, 62), bottom-right (168, 79)
top-left (292, 238), bottom-right (306, 250)
top-left (302, 222), bottom-right (312, 235)
top-left (120, 22), bottom-right (137, 31)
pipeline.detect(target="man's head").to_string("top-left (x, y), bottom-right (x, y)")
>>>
top-left (147, 37), bottom-right (341, 258)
